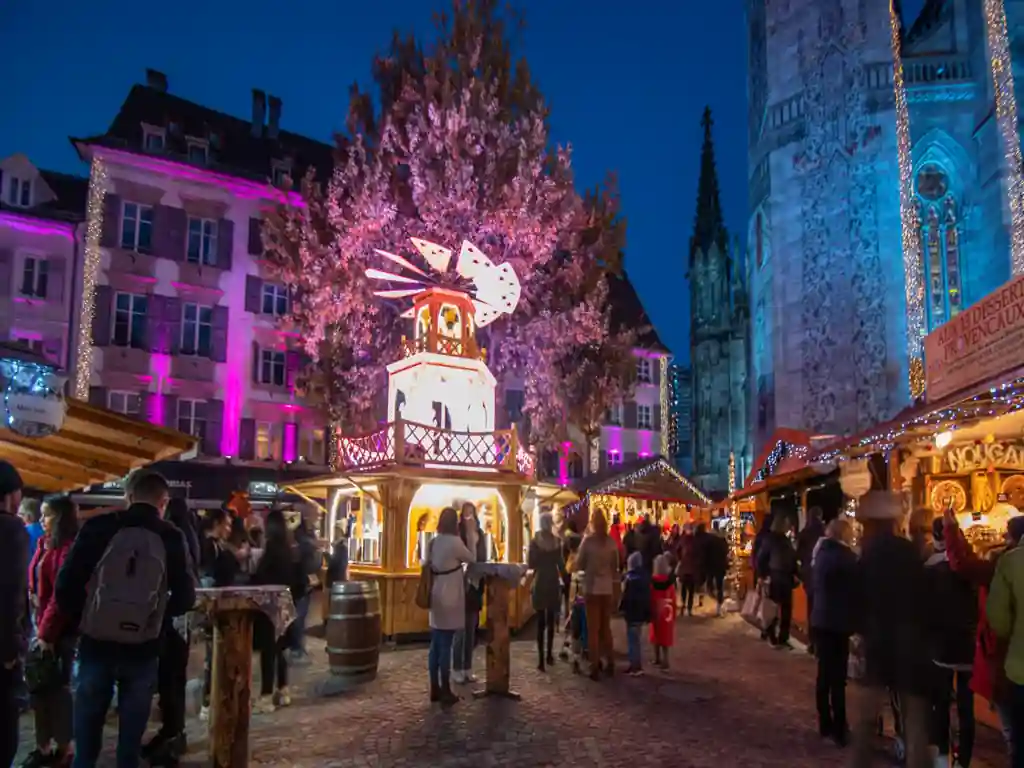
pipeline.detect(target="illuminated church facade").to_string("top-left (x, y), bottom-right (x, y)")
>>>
top-left (747, 0), bottom-right (1018, 448)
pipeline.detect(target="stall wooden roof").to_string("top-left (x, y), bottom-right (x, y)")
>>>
top-left (573, 457), bottom-right (710, 506)
top-left (1, 398), bottom-right (198, 493)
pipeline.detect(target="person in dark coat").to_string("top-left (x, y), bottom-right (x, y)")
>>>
top-left (757, 515), bottom-right (799, 648)
top-left (797, 506), bottom-right (826, 654)
top-left (638, 516), bottom-right (663, 574)
top-left (850, 492), bottom-right (932, 768)
top-left (290, 513), bottom-right (321, 662)
top-left (453, 502), bottom-right (488, 684)
top-left (620, 552), bottom-right (652, 675)
top-left (924, 514), bottom-right (978, 767)
top-left (702, 528), bottom-right (730, 617)
top-left (810, 518), bottom-right (861, 746)
top-left (528, 512), bottom-right (565, 671)
top-left (676, 525), bottom-right (700, 616)
top-left (0, 461), bottom-right (28, 768)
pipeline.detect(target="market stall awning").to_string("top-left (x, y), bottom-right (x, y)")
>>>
top-left (572, 457), bottom-right (710, 506)
top-left (1, 398), bottom-right (198, 493)
top-left (731, 428), bottom-right (831, 500)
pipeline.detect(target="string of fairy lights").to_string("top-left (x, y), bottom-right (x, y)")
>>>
top-left (566, 457), bottom-right (711, 515)
top-left (659, 356), bottom-right (670, 458)
top-left (73, 156), bottom-right (109, 400)
top-left (889, 0), bottom-right (926, 398)
top-left (984, 0), bottom-right (1024, 276)
top-left (727, 450), bottom-right (742, 596)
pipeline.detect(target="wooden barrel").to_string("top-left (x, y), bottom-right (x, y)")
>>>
top-left (325, 580), bottom-right (381, 688)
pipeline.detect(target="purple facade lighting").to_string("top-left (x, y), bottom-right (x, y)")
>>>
top-left (0, 211), bottom-right (75, 241)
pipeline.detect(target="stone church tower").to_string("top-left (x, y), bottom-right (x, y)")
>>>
top-left (690, 108), bottom-right (752, 494)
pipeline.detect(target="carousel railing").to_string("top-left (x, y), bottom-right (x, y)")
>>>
top-left (333, 419), bottom-right (532, 476)
top-left (400, 333), bottom-right (483, 361)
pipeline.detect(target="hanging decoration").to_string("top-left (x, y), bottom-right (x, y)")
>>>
top-left (0, 355), bottom-right (67, 438)
top-left (839, 459), bottom-right (872, 499)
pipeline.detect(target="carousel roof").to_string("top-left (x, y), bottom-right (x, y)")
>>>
top-left (1, 398), bottom-right (198, 493)
top-left (573, 457), bottom-right (710, 506)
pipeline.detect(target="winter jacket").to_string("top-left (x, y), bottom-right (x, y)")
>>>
top-left (575, 534), bottom-right (620, 596)
top-left (809, 537), bottom-right (861, 635)
top-left (619, 569), bottom-right (652, 624)
top-left (676, 533), bottom-right (700, 576)
top-left (702, 533), bottom-right (729, 578)
top-left (796, 518), bottom-right (825, 584)
top-left (0, 512), bottom-right (29, 664)
top-left (56, 503), bottom-right (195, 663)
top-left (859, 531), bottom-right (932, 695)
top-left (752, 523), bottom-right (772, 578)
top-left (200, 536), bottom-right (241, 588)
top-left (988, 546), bottom-right (1024, 685)
top-left (638, 522), bottom-right (664, 573)
top-left (924, 548), bottom-right (977, 667)
top-left (34, 540), bottom-right (76, 645)
top-left (528, 532), bottom-right (565, 612)
top-left (459, 518), bottom-right (489, 613)
top-left (167, 505), bottom-right (201, 581)
top-left (946, 521), bottom-right (1006, 702)
top-left (758, 531), bottom-right (798, 590)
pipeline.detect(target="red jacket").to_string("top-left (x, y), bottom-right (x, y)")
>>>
top-left (945, 521), bottom-right (1006, 702)
top-left (33, 540), bottom-right (74, 645)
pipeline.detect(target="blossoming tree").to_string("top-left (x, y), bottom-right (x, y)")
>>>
top-left (261, 0), bottom-right (640, 452)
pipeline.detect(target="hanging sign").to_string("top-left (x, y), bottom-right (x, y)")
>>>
top-left (925, 274), bottom-right (1024, 402)
top-left (945, 442), bottom-right (1024, 473)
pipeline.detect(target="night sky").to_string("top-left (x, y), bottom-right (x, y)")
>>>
top-left (1, 0), bottom-right (751, 363)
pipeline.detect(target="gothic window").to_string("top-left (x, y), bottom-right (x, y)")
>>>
top-left (755, 212), bottom-right (764, 269)
top-left (914, 163), bottom-right (964, 330)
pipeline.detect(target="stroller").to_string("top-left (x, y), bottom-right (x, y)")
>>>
top-left (559, 571), bottom-right (588, 673)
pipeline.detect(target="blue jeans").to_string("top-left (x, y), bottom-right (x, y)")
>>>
top-left (428, 629), bottom-right (456, 688)
top-left (452, 612), bottom-right (478, 672)
top-left (73, 654), bottom-right (158, 768)
top-left (626, 623), bottom-right (643, 669)
top-left (291, 594), bottom-right (311, 654)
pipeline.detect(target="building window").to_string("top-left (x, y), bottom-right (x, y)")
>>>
top-left (177, 399), bottom-right (206, 438)
top-left (261, 283), bottom-right (289, 316)
top-left (606, 401), bottom-right (623, 425)
top-left (637, 357), bottom-right (652, 384)
top-left (112, 292), bottom-right (149, 348)
top-left (6, 176), bottom-right (31, 207)
top-left (181, 303), bottom-right (213, 357)
top-left (20, 257), bottom-right (48, 299)
top-left (304, 427), bottom-right (326, 464)
top-left (915, 163), bottom-right (964, 331)
top-left (259, 348), bottom-right (286, 386)
top-left (637, 404), bottom-right (653, 430)
top-left (143, 129), bottom-right (165, 151)
top-left (186, 217), bottom-right (218, 265)
top-left (256, 422), bottom-right (278, 460)
top-left (187, 141), bottom-right (208, 164)
top-left (606, 450), bottom-right (623, 467)
top-left (108, 391), bottom-right (141, 417)
top-left (121, 202), bottom-right (154, 253)
top-left (272, 165), bottom-right (291, 187)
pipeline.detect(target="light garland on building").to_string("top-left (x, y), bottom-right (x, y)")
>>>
top-left (727, 450), bottom-right (742, 596)
top-left (567, 456), bottom-right (711, 514)
top-left (659, 356), bottom-right (670, 458)
top-left (890, 0), bottom-right (926, 397)
top-left (752, 440), bottom-right (810, 484)
top-left (984, 0), bottom-right (1024, 275)
top-left (73, 156), bottom-right (109, 400)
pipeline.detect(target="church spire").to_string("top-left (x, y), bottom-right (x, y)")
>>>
top-left (690, 106), bottom-right (729, 265)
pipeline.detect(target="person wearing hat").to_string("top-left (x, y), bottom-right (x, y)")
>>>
top-left (0, 460), bottom-right (29, 767)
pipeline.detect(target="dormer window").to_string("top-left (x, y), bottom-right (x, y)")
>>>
top-left (6, 176), bottom-right (31, 207)
top-left (271, 161), bottom-right (292, 188)
top-left (142, 126), bottom-right (165, 152)
top-left (186, 138), bottom-right (209, 165)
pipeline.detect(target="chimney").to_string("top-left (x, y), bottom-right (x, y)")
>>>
top-left (251, 89), bottom-right (266, 138)
top-left (267, 96), bottom-right (282, 140)
top-left (145, 69), bottom-right (168, 92)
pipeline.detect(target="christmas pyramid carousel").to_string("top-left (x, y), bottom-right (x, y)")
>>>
top-left (288, 238), bottom-right (575, 637)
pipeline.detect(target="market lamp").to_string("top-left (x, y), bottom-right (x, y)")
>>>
top-left (934, 430), bottom-right (954, 450)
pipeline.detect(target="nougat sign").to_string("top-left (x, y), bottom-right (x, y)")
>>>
top-left (925, 274), bottom-right (1024, 402)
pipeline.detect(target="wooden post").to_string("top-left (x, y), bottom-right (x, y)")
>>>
top-left (473, 578), bottom-right (520, 700)
top-left (210, 609), bottom-right (255, 768)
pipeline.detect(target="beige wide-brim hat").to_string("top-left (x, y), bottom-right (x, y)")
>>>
top-left (857, 490), bottom-right (904, 520)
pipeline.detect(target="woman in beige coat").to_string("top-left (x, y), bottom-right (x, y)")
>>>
top-left (574, 507), bottom-right (620, 680)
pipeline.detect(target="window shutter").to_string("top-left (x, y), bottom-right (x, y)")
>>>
top-left (203, 398), bottom-right (224, 456)
top-left (46, 257), bottom-right (66, 303)
top-left (154, 205), bottom-right (187, 261)
top-left (163, 296), bottom-right (182, 356)
top-left (100, 194), bottom-right (121, 248)
top-left (252, 340), bottom-right (261, 382)
top-left (652, 357), bottom-right (661, 387)
top-left (88, 386), bottom-right (108, 407)
top-left (599, 451), bottom-right (608, 472)
top-left (163, 394), bottom-right (179, 429)
top-left (143, 392), bottom-right (159, 424)
top-left (654, 404), bottom-right (662, 432)
top-left (247, 217), bottom-right (263, 255)
top-left (624, 401), bottom-right (638, 429)
top-left (238, 418), bottom-right (256, 460)
top-left (146, 295), bottom-right (167, 353)
top-left (91, 285), bottom-right (113, 347)
top-left (0, 250), bottom-right (12, 295)
top-left (210, 306), bottom-right (229, 362)
top-left (285, 350), bottom-right (303, 393)
top-left (216, 218), bottom-right (234, 270)
top-left (244, 275), bottom-right (263, 314)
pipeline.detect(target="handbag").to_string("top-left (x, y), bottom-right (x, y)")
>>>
top-left (756, 581), bottom-right (778, 629)
top-left (415, 539), bottom-right (435, 610)
top-left (740, 588), bottom-right (762, 622)
top-left (24, 643), bottom-right (66, 695)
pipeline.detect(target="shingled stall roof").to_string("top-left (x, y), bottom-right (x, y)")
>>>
top-left (573, 456), bottom-right (709, 506)
top-left (608, 271), bottom-right (668, 353)
top-left (71, 78), bottom-right (335, 185)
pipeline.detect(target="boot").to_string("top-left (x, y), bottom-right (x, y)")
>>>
top-left (439, 680), bottom-right (460, 707)
top-left (430, 680), bottom-right (441, 703)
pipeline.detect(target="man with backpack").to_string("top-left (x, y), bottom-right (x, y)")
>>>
top-left (56, 470), bottom-right (195, 768)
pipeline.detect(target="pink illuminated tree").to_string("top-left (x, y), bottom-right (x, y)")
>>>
top-left (261, 0), bottom-right (635, 444)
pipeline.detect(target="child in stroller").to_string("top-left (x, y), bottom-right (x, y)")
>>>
top-left (559, 571), bottom-right (588, 673)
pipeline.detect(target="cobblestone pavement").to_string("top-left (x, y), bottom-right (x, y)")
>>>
top-left (17, 605), bottom-right (1007, 767)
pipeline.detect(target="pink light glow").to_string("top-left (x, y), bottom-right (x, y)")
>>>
top-left (12, 297), bottom-right (43, 305)
top-left (171, 281), bottom-right (224, 296)
top-left (283, 422), bottom-right (297, 462)
top-left (279, 403), bottom-right (303, 412)
top-left (94, 147), bottom-right (306, 207)
top-left (603, 426), bottom-right (624, 457)
top-left (220, 363), bottom-right (243, 457)
top-left (637, 430), bottom-right (654, 457)
top-left (121, 274), bottom-right (158, 285)
top-left (0, 211), bottom-right (75, 241)
top-left (558, 441), bottom-right (572, 486)
top-left (151, 353), bottom-right (171, 426)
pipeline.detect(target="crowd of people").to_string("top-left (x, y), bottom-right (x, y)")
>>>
top-left (0, 459), bottom-right (323, 768)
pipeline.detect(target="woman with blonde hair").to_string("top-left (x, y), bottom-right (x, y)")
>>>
top-left (574, 507), bottom-right (620, 680)
top-left (810, 515), bottom-right (860, 746)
